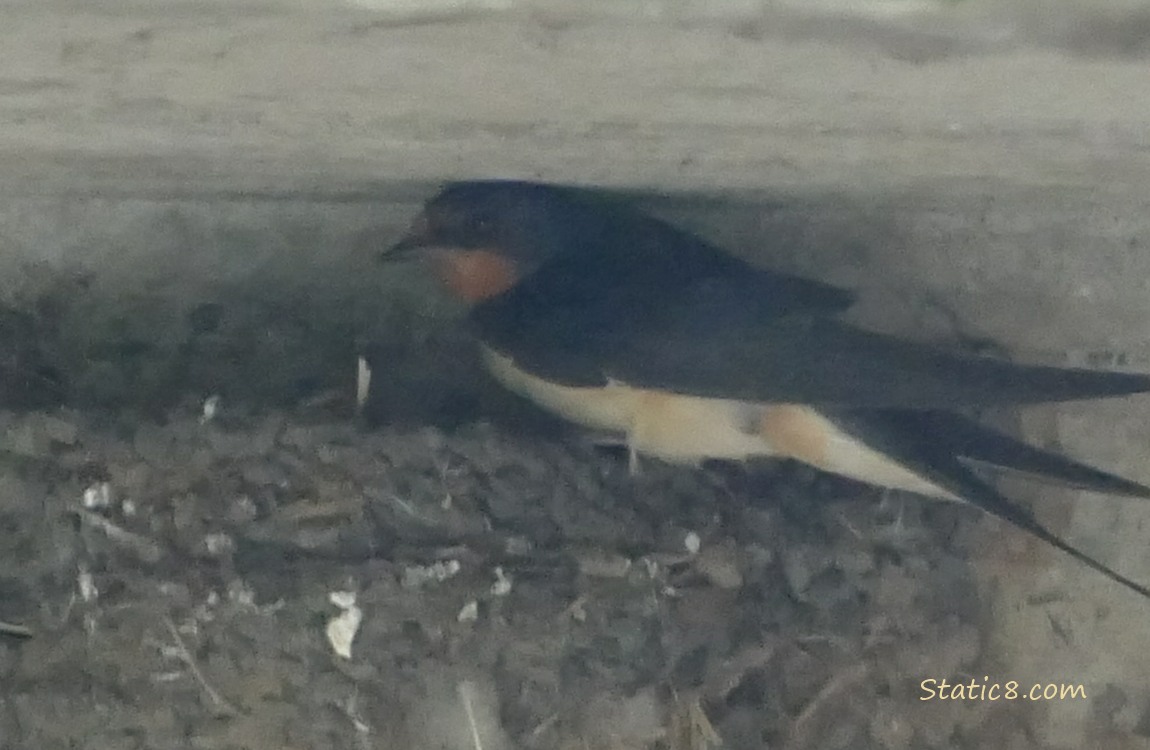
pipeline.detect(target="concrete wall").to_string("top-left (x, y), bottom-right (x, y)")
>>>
top-left (3, 1), bottom-right (1150, 745)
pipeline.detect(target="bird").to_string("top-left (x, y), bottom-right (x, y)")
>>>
top-left (383, 179), bottom-right (1150, 599)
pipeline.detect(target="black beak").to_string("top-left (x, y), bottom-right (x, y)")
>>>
top-left (379, 214), bottom-right (431, 262)
top-left (383, 235), bottom-right (424, 259)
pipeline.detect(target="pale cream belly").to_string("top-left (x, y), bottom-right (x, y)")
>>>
top-left (481, 347), bottom-right (955, 499)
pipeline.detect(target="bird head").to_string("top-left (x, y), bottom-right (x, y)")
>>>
top-left (385, 180), bottom-right (590, 303)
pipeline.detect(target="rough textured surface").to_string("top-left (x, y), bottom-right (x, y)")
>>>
top-left (0, 406), bottom-right (1025, 749)
top-left (2, 1), bottom-right (1150, 747)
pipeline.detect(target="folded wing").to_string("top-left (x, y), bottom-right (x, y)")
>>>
top-left (472, 255), bottom-right (1150, 408)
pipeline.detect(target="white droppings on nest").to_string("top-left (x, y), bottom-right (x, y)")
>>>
top-left (82, 481), bottom-right (112, 509)
top-left (457, 600), bottom-right (479, 623)
top-left (355, 356), bottom-right (371, 412)
top-left (77, 566), bottom-right (98, 602)
top-left (683, 530), bottom-right (702, 555)
top-left (325, 590), bottom-right (362, 660)
top-left (401, 559), bottom-right (462, 589)
top-left (199, 394), bottom-right (221, 424)
top-left (489, 567), bottom-right (512, 597)
top-left (202, 532), bottom-right (234, 557)
top-left (226, 579), bottom-right (257, 608)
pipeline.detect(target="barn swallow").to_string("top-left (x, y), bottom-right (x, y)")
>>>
top-left (385, 179), bottom-right (1150, 599)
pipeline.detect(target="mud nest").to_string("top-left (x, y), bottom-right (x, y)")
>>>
top-left (0, 397), bottom-right (1053, 750)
